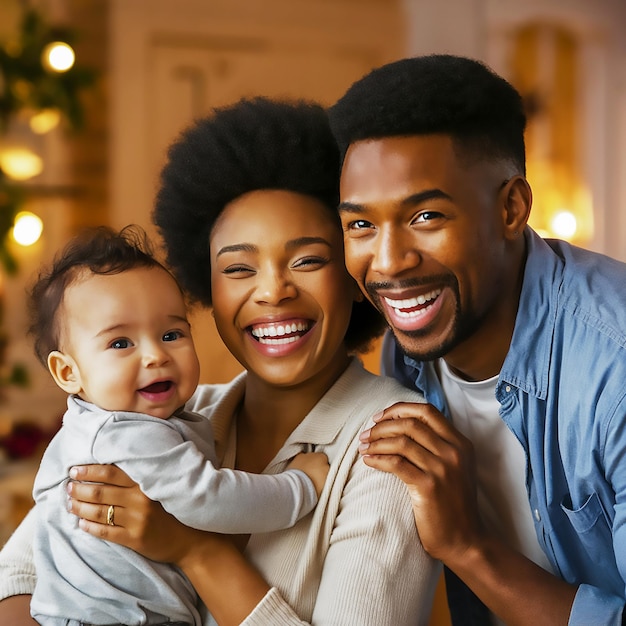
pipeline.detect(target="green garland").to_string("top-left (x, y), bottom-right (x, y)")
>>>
top-left (0, 7), bottom-right (95, 274)
top-left (0, 8), bottom-right (95, 131)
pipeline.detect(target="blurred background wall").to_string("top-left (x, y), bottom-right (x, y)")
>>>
top-left (1, 1), bottom-right (625, 621)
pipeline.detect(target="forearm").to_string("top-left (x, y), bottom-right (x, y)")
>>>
top-left (451, 534), bottom-right (576, 626)
top-left (0, 595), bottom-right (38, 626)
top-left (177, 533), bottom-right (270, 626)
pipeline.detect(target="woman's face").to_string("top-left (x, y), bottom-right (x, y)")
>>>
top-left (210, 189), bottom-right (357, 389)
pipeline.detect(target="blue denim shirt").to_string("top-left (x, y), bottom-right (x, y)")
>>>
top-left (382, 228), bottom-right (626, 625)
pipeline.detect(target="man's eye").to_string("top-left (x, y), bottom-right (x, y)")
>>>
top-left (163, 331), bottom-right (182, 342)
top-left (347, 219), bottom-right (373, 230)
top-left (110, 339), bottom-right (130, 349)
top-left (414, 211), bottom-right (443, 223)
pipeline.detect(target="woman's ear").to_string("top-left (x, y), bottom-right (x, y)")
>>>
top-left (47, 351), bottom-right (82, 395)
top-left (501, 175), bottom-right (532, 240)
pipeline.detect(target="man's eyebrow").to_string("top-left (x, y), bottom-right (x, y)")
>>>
top-left (338, 188), bottom-right (452, 214)
top-left (337, 201), bottom-right (364, 214)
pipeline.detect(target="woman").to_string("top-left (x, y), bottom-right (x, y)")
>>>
top-left (0, 98), bottom-right (440, 625)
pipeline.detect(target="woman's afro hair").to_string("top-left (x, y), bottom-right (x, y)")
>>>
top-left (153, 96), bottom-right (385, 353)
top-left (328, 54), bottom-right (527, 173)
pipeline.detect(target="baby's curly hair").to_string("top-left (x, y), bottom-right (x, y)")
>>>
top-left (328, 54), bottom-right (527, 174)
top-left (153, 97), bottom-right (385, 353)
top-left (27, 225), bottom-right (167, 367)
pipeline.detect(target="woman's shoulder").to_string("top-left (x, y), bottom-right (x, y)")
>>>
top-left (185, 371), bottom-right (247, 418)
top-left (341, 358), bottom-right (426, 405)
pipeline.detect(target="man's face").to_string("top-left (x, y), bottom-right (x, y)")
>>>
top-left (338, 134), bottom-right (515, 366)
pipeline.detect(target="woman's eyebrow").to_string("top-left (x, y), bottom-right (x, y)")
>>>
top-left (217, 237), bottom-right (331, 257)
top-left (216, 243), bottom-right (258, 258)
top-left (285, 236), bottom-right (331, 250)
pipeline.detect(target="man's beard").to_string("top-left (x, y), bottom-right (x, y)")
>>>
top-left (366, 275), bottom-right (481, 362)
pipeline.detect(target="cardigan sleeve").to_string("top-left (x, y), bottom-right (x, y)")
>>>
top-left (238, 456), bottom-right (441, 625)
top-left (0, 506), bottom-right (37, 600)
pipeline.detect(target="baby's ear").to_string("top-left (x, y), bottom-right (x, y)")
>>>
top-left (47, 351), bottom-right (82, 395)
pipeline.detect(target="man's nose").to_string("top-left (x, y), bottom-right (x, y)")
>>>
top-left (370, 226), bottom-right (422, 277)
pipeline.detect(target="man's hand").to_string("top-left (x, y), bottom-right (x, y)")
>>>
top-left (358, 401), bottom-right (484, 564)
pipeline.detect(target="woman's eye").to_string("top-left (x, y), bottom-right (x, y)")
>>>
top-left (163, 330), bottom-right (182, 342)
top-left (222, 265), bottom-right (254, 276)
top-left (293, 256), bottom-right (327, 270)
top-left (110, 339), bottom-right (131, 349)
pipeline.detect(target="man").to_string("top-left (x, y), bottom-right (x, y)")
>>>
top-left (328, 54), bottom-right (626, 625)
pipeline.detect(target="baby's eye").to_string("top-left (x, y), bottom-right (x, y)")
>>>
top-left (163, 330), bottom-right (182, 342)
top-left (110, 338), bottom-right (131, 349)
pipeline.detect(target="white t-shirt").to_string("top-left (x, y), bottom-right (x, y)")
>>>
top-left (437, 359), bottom-right (553, 626)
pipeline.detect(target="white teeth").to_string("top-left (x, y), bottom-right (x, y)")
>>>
top-left (383, 289), bottom-right (442, 311)
top-left (251, 321), bottom-right (309, 339)
top-left (258, 335), bottom-right (301, 346)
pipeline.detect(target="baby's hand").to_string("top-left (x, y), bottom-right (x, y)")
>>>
top-left (288, 452), bottom-right (329, 497)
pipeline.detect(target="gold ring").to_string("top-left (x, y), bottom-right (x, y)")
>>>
top-left (106, 504), bottom-right (115, 526)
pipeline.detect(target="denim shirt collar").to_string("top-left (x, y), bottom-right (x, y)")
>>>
top-left (497, 228), bottom-right (563, 401)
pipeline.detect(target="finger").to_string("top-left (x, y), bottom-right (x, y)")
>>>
top-left (360, 429), bottom-right (438, 476)
top-left (361, 425), bottom-right (473, 481)
top-left (363, 417), bottom-right (453, 460)
top-left (77, 517), bottom-right (133, 546)
top-left (366, 406), bottom-right (467, 449)
top-left (69, 464), bottom-right (135, 486)
top-left (66, 479), bottom-right (131, 507)
top-left (68, 498), bottom-right (126, 528)
top-left (373, 401), bottom-right (454, 439)
top-left (362, 451), bottom-right (426, 486)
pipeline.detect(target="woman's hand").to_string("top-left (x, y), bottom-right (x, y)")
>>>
top-left (66, 464), bottom-right (206, 564)
top-left (66, 465), bottom-right (269, 625)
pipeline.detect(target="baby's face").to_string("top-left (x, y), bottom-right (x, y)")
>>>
top-left (55, 265), bottom-right (200, 419)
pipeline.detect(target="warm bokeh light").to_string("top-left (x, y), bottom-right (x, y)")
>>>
top-left (30, 108), bottom-right (61, 134)
top-left (551, 211), bottom-right (578, 240)
top-left (527, 160), bottom-right (593, 244)
top-left (12, 211), bottom-right (44, 247)
top-left (42, 41), bottom-right (75, 72)
top-left (0, 146), bottom-right (43, 180)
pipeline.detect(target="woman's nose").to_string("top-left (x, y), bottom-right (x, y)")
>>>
top-left (254, 268), bottom-right (297, 305)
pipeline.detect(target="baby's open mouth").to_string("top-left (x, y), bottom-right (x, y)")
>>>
top-left (140, 381), bottom-right (172, 394)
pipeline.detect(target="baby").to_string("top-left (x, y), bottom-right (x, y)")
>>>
top-left (28, 225), bottom-right (328, 626)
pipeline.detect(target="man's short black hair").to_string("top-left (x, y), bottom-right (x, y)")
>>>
top-left (328, 54), bottom-right (527, 174)
top-left (153, 96), bottom-right (385, 353)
